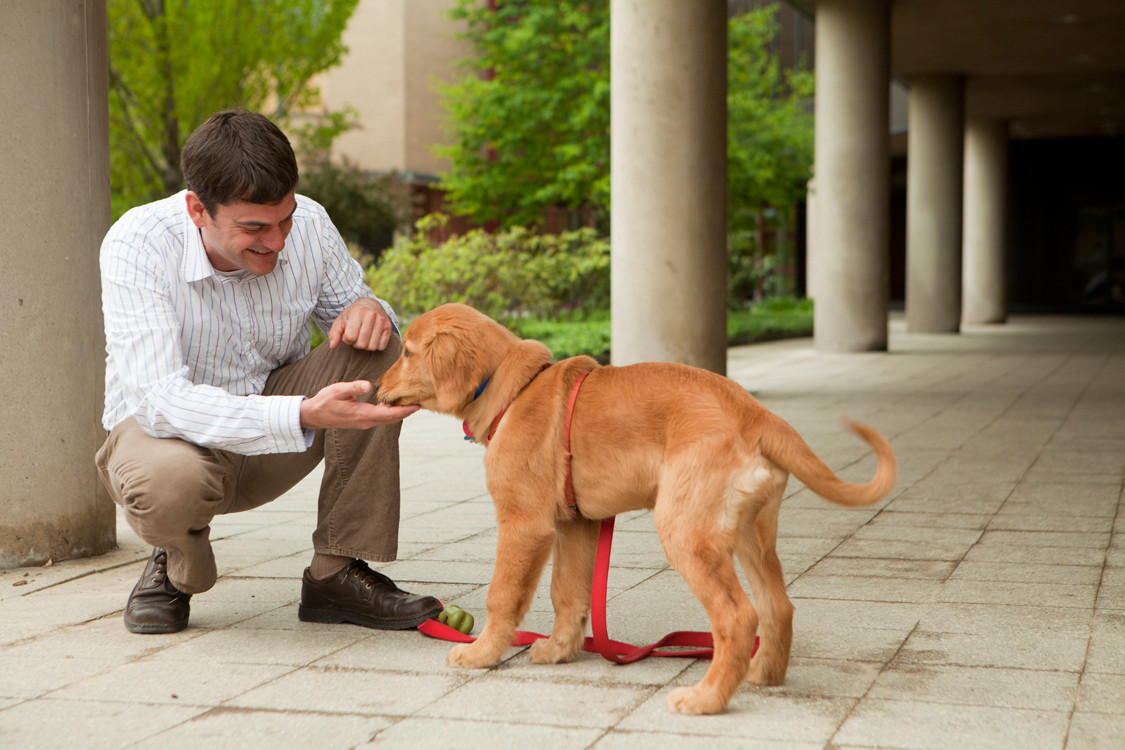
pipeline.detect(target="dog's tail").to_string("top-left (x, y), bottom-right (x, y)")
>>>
top-left (760, 416), bottom-right (896, 507)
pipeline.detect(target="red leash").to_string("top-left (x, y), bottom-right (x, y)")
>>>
top-left (585, 516), bottom-right (721, 661)
top-left (418, 515), bottom-right (758, 661)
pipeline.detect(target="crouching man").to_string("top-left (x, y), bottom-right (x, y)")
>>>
top-left (96, 109), bottom-right (439, 634)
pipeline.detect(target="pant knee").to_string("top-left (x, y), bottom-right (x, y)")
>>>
top-left (111, 447), bottom-right (227, 536)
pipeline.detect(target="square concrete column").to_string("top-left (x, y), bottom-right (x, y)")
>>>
top-left (0, 1), bottom-right (114, 567)
top-left (962, 117), bottom-right (1009, 325)
top-left (811, 0), bottom-right (891, 352)
top-left (610, 0), bottom-right (728, 373)
top-left (906, 74), bottom-right (966, 333)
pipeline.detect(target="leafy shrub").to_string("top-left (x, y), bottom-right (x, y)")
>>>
top-left (366, 213), bottom-right (610, 324)
top-left (510, 299), bottom-right (812, 361)
top-left (727, 229), bottom-right (784, 309)
top-left (510, 311), bottom-right (612, 361)
top-left (299, 157), bottom-right (414, 265)
top-left (727, 296), bottom-right (813, 343)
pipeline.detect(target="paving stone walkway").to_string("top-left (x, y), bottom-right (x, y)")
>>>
top-left (1, 314), bottom-right (1122, 749)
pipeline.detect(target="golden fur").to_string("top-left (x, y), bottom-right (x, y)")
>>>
top-left (377, 303), bottom-right (896, 715)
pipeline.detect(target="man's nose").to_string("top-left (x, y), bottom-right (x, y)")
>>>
top-left (262, 224), bottom-right (287, 252)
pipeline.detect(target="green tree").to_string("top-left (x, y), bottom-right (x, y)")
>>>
top-left (727, 6), bottom-right (814, 304)
top-left (436, 0), bottom-right (611, 229)
top-left (298, 156), bottom-right (415, 263)
top-left (437, 1), bottom-right (813, 248)
top-left (108, 0), bottom-right (360, 217)
top-left (727, 7), bottom-right (814, 225)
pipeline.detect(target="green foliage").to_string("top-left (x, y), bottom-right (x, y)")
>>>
top-left (367, 215), bottom-right (611, 324)
top-left (726, 7), bottom-right (815, 308)
top-left (727, 296), bottom-right (813, 344)
top-left (298, 157), bottom-right (414, 264)
top-left (108, 0), bottom-right (360, 215)
top-left (437, 1), bottom-right (814, 248)
top-left (510, 311), bottom-right (612, 361)
top-left (436, 0), bottom-right (610, 229)
top-left (727, 7), bottom-right (815, 225)
top-left (503, 298), bottom-right (813, 361)
top-left (728, 228), bottom-right (778, 307)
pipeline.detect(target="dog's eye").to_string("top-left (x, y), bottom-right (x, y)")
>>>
top-left (403, 348), bottom-right (412, 358)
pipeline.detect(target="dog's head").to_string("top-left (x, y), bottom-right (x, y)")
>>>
top-left (377, 303), bottom-right (524, 415)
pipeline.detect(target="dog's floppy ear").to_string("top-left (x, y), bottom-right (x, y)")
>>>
top-left (423, 329), bottom-right (490, 414)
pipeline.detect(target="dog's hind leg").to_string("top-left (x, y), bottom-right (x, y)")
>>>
top-left (655, 482), bottom-right (757, 714)
top-left (530, 515), bottom-right (600, 664)
top-left (736, 483), bottom-right (794, 686)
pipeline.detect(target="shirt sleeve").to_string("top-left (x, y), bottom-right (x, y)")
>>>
top-left (305, 205), bottom-right (399, 336)
top-left (101, 227), bottom-right (309, 455)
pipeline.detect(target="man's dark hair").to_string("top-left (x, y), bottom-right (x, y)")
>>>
top-left (181, 109), bottom-right (299, 216)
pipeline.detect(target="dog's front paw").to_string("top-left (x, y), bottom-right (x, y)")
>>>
top-left (447, 642), bottom-right (500, 669)
top-left (666, 685), bottom-right (727, 715)
top-left (529, 637), bottom-right (580, 664)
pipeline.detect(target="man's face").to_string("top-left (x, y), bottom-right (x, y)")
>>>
top-left (186, 190), bottom-right (297, 276)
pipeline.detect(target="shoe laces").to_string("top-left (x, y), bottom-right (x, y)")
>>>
top-left (347, 562), bottom-right (399, 593)
top-left (149, 548), bottom-right (170, 587)
top-left (141, 548), bottom-right (189, 600)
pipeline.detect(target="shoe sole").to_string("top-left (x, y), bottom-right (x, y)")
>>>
top-left (298, 604), bottom-right (442, 631)
top-left (124, 614), bottom-right (189, 634)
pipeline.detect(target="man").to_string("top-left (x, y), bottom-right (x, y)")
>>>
top-left (96, 109), bottom-right (441, 634)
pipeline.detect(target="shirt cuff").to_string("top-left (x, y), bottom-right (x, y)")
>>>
top-left (268, 395), bottom-right (311, 453)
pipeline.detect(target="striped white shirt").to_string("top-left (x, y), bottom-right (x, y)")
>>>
top-left (100, 190), bottom-right (397, 455)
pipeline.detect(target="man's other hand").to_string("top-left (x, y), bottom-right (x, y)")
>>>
top-left (300, 381), bottom-right (418, 430)
top-left (328, 298), bottom-right (395, 351)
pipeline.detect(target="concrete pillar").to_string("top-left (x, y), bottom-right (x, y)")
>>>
top-left (812, 0), bottom-right (891, 352)
top-left (962, 117), bottom-right (1009, 325)
top-left (805, 177), bottom-right (818, 301)
top-left (0, 1), bottom-right (115, 567)
top-left (610, 0), bottom-right (728, 373)
top-left (905, 75), bottom-right (965, 333)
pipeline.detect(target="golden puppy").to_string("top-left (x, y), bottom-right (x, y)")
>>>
top-left (378, 303), bottom-right (895, 715)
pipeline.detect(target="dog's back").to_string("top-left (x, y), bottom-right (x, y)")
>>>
top-left (563, 360), bottom-right (894, 516)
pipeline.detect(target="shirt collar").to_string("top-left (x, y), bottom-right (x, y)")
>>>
top-left (181, 195), bottom-right (215, 283)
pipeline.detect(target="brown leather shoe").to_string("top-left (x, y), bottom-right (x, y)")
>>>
top-left (124, 548), bottom-right (191, 634)
top-left (298, 560), bottom-right (442, 630)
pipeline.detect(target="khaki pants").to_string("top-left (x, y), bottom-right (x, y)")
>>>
top-left (95, 338), bottom-right (403, 594)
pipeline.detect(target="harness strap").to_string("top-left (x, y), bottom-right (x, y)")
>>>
top-left (562, 370), bottom-right (591, 516)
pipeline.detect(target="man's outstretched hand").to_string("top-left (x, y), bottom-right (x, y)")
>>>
top-left (300, 380), bottom-right (418, 430)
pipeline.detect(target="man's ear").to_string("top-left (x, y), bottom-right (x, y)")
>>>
top-left (185, 191), bottom-right (210, 229)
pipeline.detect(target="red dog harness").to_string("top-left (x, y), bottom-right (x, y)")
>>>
top-left (464, 366), bottom-right (591, 516)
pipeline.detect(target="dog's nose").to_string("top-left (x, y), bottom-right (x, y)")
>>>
top-left (371, 383), bottom-right (395, 405)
